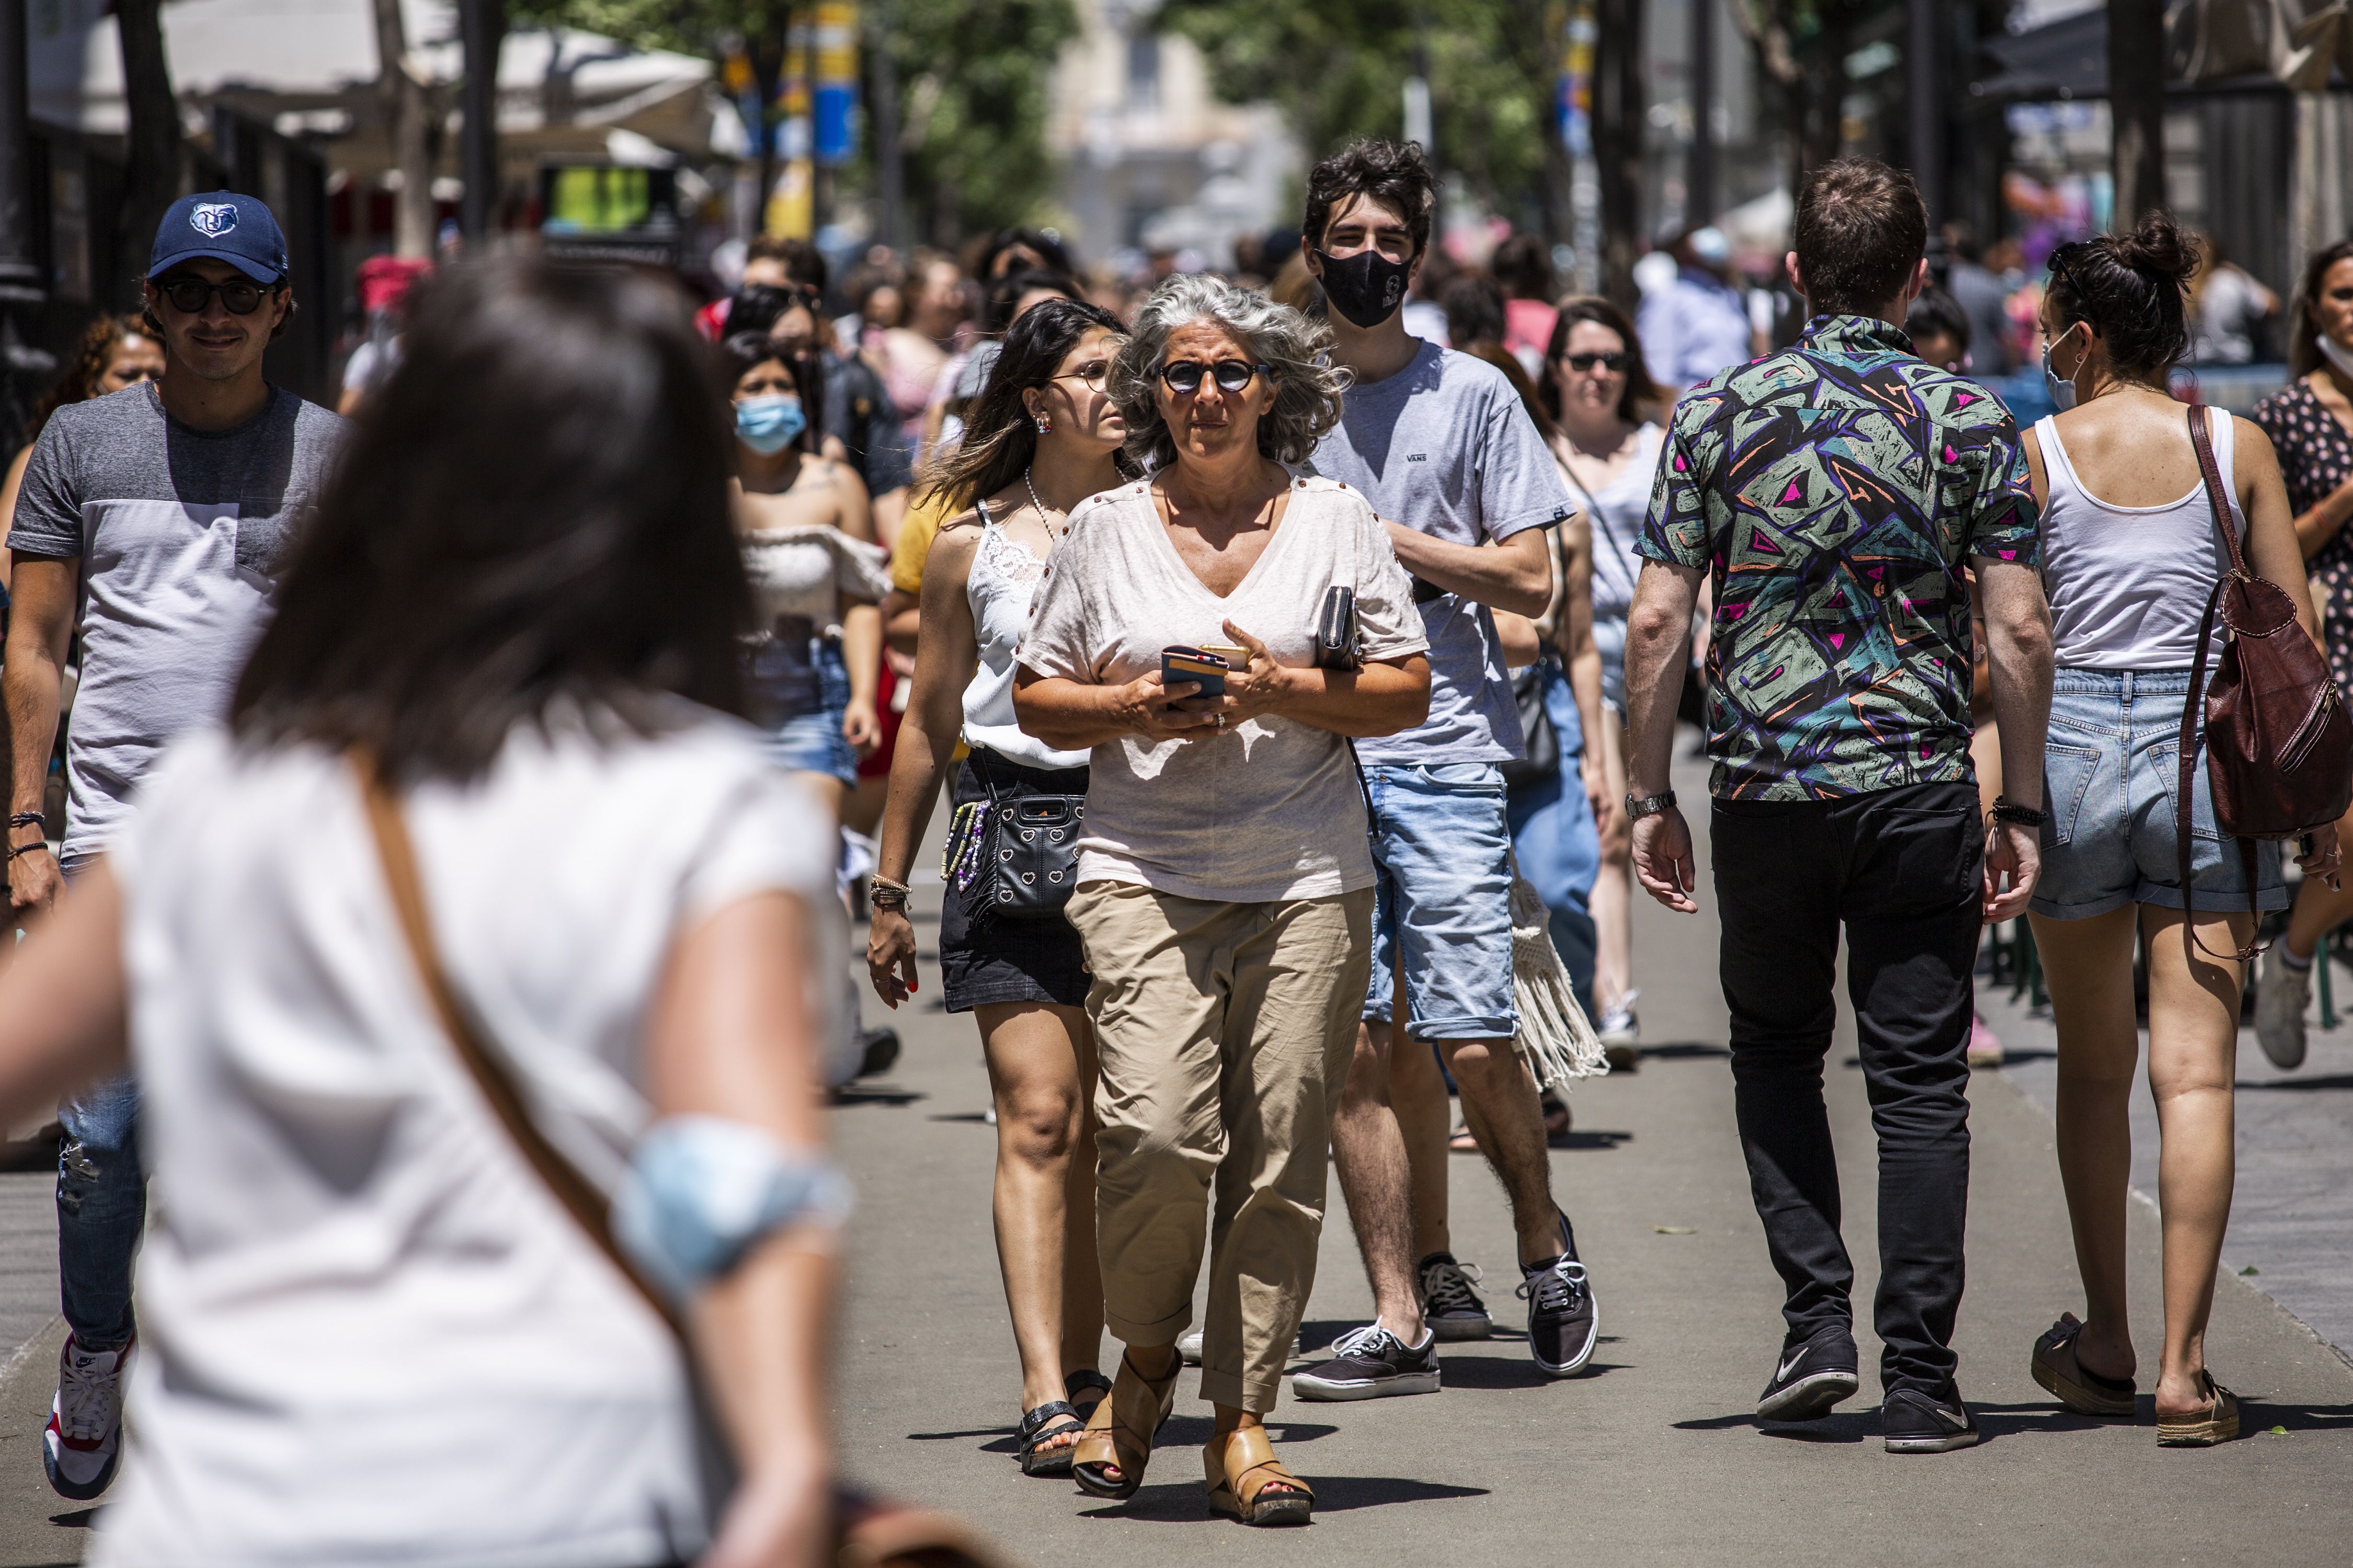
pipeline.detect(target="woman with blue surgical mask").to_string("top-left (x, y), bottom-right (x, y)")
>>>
top-left (724, 333), bottom-right (889, 815)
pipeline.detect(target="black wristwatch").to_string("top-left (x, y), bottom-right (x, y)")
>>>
top-left (1990, 795), bottom-right (2044, 828)
top-left (1625, 789), bottom-right (1678, 821)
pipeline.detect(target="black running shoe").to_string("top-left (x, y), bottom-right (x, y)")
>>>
top-left (1417, 1251), bottom-right (1493, 1342)
top-left (1757, 1325), bottom-right (1859, 1421)
top-left (1516, 1215), bottom-right (1598, 1377)
top-left (1881, 1386), bottom-right (1981, 1453)
top-left (1290, 1324), bottom-right (1442, 1401)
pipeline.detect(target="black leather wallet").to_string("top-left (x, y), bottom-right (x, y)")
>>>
top-left (1313, 586), bottom-right (1362, 671)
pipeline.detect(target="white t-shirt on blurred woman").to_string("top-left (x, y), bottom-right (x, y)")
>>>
top-left (94, 707), bottom-right (838, 1568)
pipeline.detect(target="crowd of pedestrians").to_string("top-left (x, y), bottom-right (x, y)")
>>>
top-left (0, 112), bottom-right (2348, 1561)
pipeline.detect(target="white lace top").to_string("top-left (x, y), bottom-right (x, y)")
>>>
top-left (963, 503), bottom-right (1089, 770)
top-left (739, 523), bottom-right (889, 637)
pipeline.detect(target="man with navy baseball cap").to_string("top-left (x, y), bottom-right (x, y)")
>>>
top-left (4, 190), bottom-right (347, 1501)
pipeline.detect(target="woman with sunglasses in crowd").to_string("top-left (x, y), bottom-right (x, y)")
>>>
top-left (864, 297), bottom-right (1128, 1480)
top-left (1538, 298), bottom-right (1666, 1068)
top-left (1013, 275), bottom-right (1430, 1526)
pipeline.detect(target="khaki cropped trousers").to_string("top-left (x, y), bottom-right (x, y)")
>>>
top-left (1066, 880), bottom-right (1373, 1414)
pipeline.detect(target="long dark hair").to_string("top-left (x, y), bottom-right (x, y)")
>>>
top-left (2288, 237), bottom-right (2353, 380)
top-left (917, 296), bottom-right (1124, 513)
top-left (2044, 213), bottom-right (2200, 382)
top-left (1539, 296), bottom-right (1661, 426)
top-left (718, 330), bottom-right (825, 456)
top-left (29, 313), bottom-right (151, 441)
top-left (233, 258), bottom-right (749, 782)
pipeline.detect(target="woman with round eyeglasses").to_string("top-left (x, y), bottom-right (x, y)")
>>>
top-left (1013, 273), bottom-right (1431, 1526)
top-left (2252, 237), bottom-right (2353, 1070)
top-left (1535, 297), bottom-right (1666, 1067)
top-left (865, 299), bottom-right (1129, 1481)
top-left (1, 316), bottom-right (166, 589)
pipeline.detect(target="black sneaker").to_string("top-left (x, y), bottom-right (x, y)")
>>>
top-left (1516, 1215), bottom-right (1598, 1377)
top-left (1417, 1252), bottom-right (1492, 1341)
top-left (1757, 1325), bottom-right (1859, 1421)
top-left (1882, 1386), bottom-right (1981, 1453)
top-left (1290, 1324), bottom-right (1441, 1401)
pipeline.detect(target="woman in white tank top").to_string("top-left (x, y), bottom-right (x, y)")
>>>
top-left (863, 299), bottom-right (1130, 1477)
top-left (2018, 219), bottom-right (2335, 1448)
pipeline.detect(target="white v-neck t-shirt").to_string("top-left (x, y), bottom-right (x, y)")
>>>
top-left (1017, 477), bottom-right (1427, 902)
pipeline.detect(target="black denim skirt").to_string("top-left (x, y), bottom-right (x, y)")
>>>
top-left (939, 748), bottom-right (1091, 1012)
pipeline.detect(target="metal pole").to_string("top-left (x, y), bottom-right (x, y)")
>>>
top-left (1908, 0), bottom-right (1941, 225)
top-left (1688, 0), bottom-right (1716, 226)
top-left (869, 4), bottom-right (903, 251)
top-left (0, 0), bottom-right (52, 456)
top-left (460, 0), bottom-right (504, 244)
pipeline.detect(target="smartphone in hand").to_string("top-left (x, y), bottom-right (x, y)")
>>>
top-left (1161, 646), bottom-right (1230, 702)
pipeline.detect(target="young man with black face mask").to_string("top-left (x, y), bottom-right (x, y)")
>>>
top-left (1288, 139), bottom-right (1602, 1400)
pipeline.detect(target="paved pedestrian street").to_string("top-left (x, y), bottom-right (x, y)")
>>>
top-left (0, 749), bottom-right (2350, 1564)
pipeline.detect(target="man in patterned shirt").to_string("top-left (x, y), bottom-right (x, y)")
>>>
top-left (1620, 158), bottom-right (2054, 1454)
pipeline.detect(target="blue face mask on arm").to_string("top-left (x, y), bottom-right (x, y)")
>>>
top-left (736, 394), bottom-right (806, 454)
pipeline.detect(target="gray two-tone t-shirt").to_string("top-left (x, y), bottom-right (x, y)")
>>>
top-left (1309, 340), bottom-right (1574, 765)
top-left (8, 382), bottom-right (348, 858)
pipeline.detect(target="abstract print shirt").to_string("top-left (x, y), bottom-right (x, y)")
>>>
top-left (1637, 314), bottom-right (2040, 800)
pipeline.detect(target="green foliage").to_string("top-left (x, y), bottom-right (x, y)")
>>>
top-left (507, 0), bottom-right (1078, 240)
top-left (1158, 0), bottom-right (1564, 230)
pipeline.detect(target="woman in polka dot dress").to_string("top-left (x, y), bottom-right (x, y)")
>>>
top-left (2251, 237), bottom-right (2353, 1071)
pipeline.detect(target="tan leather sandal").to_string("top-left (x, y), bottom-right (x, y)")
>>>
top-left (2156, 1372), bottom-right (2241, 1447)
top-left (1204, 1426), bottom-right (1314, 1527)
top-left (2031, 1313), bottom-right (2136, 1418)
top-left (1071, 1350), bottom-right (1180, 1499)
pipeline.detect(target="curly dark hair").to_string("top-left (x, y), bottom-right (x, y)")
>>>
top-left (1303, 138), bottom-right (1437, 260)
top-left (27, 313), bottom-right (154, 440)
top-left (2044, 213), bottom-right (2201, 382)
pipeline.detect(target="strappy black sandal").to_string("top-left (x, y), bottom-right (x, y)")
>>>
top-left (1017, 1400), bottom-right (1087, 1477)
top-left (1065, 1369), bottom-right (1112, 1422)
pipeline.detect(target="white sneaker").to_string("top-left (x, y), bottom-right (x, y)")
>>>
top-left (1597, 990), bottom-right (1640, 1072)
top-left (44, 1332), bottom-right (130, 1501)
top-left (2254, 949), bottom-right (2312, 1071)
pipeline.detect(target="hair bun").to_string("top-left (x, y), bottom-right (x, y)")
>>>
top-left (2114, 213), bottom-right (2201, 286)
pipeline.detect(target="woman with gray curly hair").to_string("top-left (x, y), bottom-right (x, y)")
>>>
top-left (1012, 273), bottom-right (1432, 1525)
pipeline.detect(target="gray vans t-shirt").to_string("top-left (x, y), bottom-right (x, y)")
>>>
top-left (1018, 478), bottom-right (1427, 903)
top-left (9, 383), bottom-right (348, 858)
top-left (1310, 340), bottom-right (1573, 765)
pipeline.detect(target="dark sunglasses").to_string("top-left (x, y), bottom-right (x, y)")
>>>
top-left (1562, 350), bottom-right (1632, 373)
top-left (1051, 361), bottom-right (1111, 387)
top-left (156, 275), bottom-right (279, 316)
top-left (1159, 359), bottom-right (1270, 395)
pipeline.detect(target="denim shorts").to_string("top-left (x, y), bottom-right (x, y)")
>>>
top-left (1363, 761), bottom-right (1518, 1040)
top-left (750, 635), bottom-right (856, 785)
top-left (2032, 667), bottom-right (2286, 919)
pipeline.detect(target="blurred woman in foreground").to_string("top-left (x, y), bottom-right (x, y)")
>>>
top-left (0, 260), bottom-right (846, 1566)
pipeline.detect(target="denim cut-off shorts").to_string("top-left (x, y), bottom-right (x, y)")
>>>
top-left (749, 634), bottom-right (857, 786)
top-left (2031, 667), bottom-right (2286, 919)
top-left (1363, 761), bottom-right (1519, 1040)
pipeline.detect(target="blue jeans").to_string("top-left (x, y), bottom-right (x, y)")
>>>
top-left (57, 854), bottom-right (143, 1351)
top-left (1505, 659), bottom-right (1601, 1020)
top-left (1362, 762), bottom-right (1518, 1040)
top-left (749, 634), bottom-right (857, 785)
top-left (2033, 668), bottom-right (2287, 919)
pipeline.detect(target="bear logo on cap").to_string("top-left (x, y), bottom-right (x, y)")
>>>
top-left (190, 202), bottom-right (238, 237)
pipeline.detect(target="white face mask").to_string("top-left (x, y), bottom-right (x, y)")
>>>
top-left (2318, 333), bottom-right (2353, 383)
top-left (2042, 324), bottom-right (2086, 413)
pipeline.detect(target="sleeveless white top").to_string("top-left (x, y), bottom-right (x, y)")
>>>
top-left (2036, 412), bottom-right (2244, 670)
top-left (1570, 422), bottom-right (1666, 622)
top-left (962, 503), bottom-right (1089, 770)
top-left (739, 523), bottom-right (889, 636)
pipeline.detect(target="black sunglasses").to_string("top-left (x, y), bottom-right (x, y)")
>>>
top-left (1563, 350), bottom-right (1632, 373)
top-left (156, 275), bottom-right (279, 316)
top-left (1159, 359), bottom-right (1270, 395)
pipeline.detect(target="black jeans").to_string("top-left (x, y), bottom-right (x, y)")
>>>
top-left (1711, 781), bottom-right (1981, 1397)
